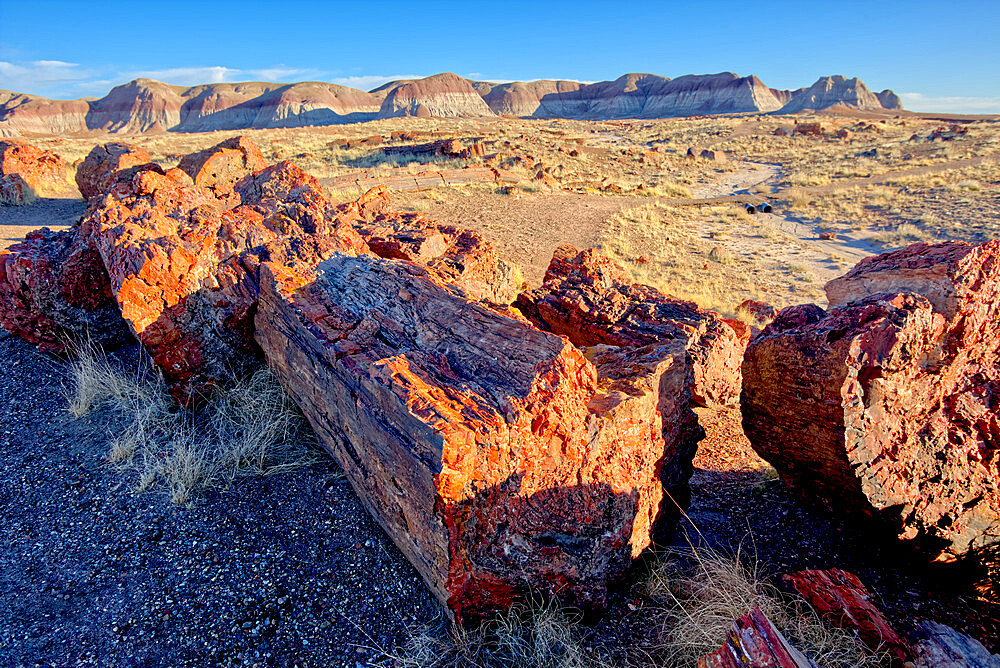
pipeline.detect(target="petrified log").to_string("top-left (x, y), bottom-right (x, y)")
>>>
top-left (698, 606), bottom-right (816, 668)
top-left (76, 142), bottom-right (160, 201)
top-left (913, 621), bottom-right (1000, 668)
top-left (742, 241), bottom-right (1000, 561)
top-left (255, 252), bottom-right (703, 620)
top-left (79, 161), bottom-right (367, 401)
top-left (0, 140), bottom-right (75, 202)
top-left (0, 227), bottom-right (129, 352)
top-left (382, 137), bottom-right (485, 159)
top-left (356, 212), bottom-right (522, 304)
top-left (177, 135), bottom-right (266, 195)
top-left (784, 569), bottom-right (909, 664)
top-left (515, 245), bottom-right (749, 408)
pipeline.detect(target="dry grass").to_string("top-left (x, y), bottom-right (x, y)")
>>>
top-left (599, 202), bottom-right (827, 313)
top-left (382, 597), bottom-right (603, 668)
top-left (64, 341), bottom-right (319, 504)
top-left (643, 545), bottom-right (889, 667)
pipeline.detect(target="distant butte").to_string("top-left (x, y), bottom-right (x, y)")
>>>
top-left (0, 71), bottom-right (903, 137)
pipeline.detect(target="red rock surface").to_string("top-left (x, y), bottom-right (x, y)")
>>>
top-left (784, 568), bottom-right (909, 663)
top-left (80, 160), bottom-right (367, 401)
top-left (356, 212), bottom-right (522, 304)
top-left (515, 245), bottom-right (748, 408)
top-left (698, 606), bottom-right (814, 668)
top-left (742, 241), bottom-right (1000, 561)
top-left (255, 251), bottom-right (703, 621)
top-left (0, 227), bottom-right (128, 352)
top-left (75, 142), bottom-right (159, 201)
top-left (0, 139), bottom-right (74, 203)
top-left (736, 299), bottom-right (778, 326)
top-left (176, 135), bottom-right (266, 195)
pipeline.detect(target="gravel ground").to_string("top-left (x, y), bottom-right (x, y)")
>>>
top-left (0, 333), bottom-right (439, 667)
top-left (1, 329), bottom-right (997, 666)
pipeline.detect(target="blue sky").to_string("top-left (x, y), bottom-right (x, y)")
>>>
top-left (1, 0), bottom-right (998, 112)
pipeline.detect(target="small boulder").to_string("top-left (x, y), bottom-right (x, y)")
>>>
top-left (177, 136), bottom-right (266, 195)
top-left (913, 621), bottom-right (1000, 668)
top-left (515, 245), bottom-right (749, 408)
top-left (742, 241), bottom-right (1000, 561)
top-left (736, 299), bottom-right (778, 326)
top-left (0, 227), bottom-right (130, 352)
top-left (0, 140), bottom-right (75, 204)
top-left (784, 568), bottom-right (909, 664)
top-left (76, 143), bottom-right (159, 201)
top-left (356, 212), bottom-right (522, 304)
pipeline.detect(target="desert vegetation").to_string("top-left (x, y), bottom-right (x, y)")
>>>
top-left (64, 341), bottom-right (318, 504)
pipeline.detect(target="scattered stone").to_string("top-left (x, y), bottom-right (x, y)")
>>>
top-left (177, 135), bottom-right (266, 195)
top-left (819, 231), bottom-right (837, 240)
top-left (76, 143), bottom-right (159, 201)
top-left (356, 212), bottom-right (522, 304)
top-left (912, 621), bottom-right (1000, 668)
top-left (736, 299), bottom-right (778, 326)
top-left (515, 245), bottom-right (749, 408)
top-left (699, 606), bottom-right (816, 668)
top-left (255, 251), bottom-right (703, 621)
top-left (0, 140), bottom-right (75, 204)
top-left (793, 122), bottom-right (825, 137)
top-left (700, 149), bottom-right (728, 162)
top-left (784, 568), bottom-right (909, 664)
top-left (742, 241), bottom-right (1000, 561)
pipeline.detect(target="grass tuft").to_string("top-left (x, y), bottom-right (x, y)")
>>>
top-left (63, 341), bottom-right (320, 504)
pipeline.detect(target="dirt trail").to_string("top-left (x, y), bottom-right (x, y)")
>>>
top-left (393, 190), bottom-right (649, 285)
top-left (0, 197), bottom-right (85, 250)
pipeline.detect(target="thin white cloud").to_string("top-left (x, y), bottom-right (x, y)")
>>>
top-left (900, 92), bottom-right (1000, 114)
top-left (327, 74), bottom-right (424, 91)
top-left (127, 65), bottom-right (323, 86)
top-left (129, 66), bottom-right (240, 85)
top-left (0, 59), bottom-right (92, 94)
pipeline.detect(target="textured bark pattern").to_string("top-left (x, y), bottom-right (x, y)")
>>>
top-left (913, 621), bottom-right (1000, 668)
top-left (75, 142), bottom-right (159, 201)
top-left (255, 252), bottom-right (702, 620)
top-left (784, 569), bottom-right (909, 664)
top-left (698, 606), bottom-right (816, 668)
top-left (177, 135), bottom-right (266, 195)
top-left (742, 240), bottom-right (1000, 561)
top-left (80, 160), bottom-right (367, 401)
top-left (515, 245), bottom-right (748, 407)
top-left (356, 211), bottom-right (522, 304)
top-left (0, 227), bottom-right (129, 352)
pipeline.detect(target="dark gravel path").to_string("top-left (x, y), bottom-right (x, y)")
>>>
top-left (0, 333), bottom-right (438, 667)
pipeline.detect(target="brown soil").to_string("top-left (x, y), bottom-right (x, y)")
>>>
top-left (0, 197), bottom-right (84, 250)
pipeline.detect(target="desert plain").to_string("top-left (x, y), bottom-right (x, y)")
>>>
top-left (1, 79), bottom-right (999, 667)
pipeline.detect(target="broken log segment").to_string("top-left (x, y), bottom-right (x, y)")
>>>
top-left (255, 252), bottom-right (703, 621)
top-left (742, 240), bottom-right (1000, 562)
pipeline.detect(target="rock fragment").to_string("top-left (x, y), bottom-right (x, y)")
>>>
top-left (515, 245), bottom-right (748, 407)
top-left (76, 142), bottom-right (160, 201)
top-left (784, 568), bottom-right (909, 664)
top-left (742, 241), bottom-right (1000, 561)
top-left (0, 139), bottom-right (75, 204)
top-left (698, 606), bottom-right (816, 668)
